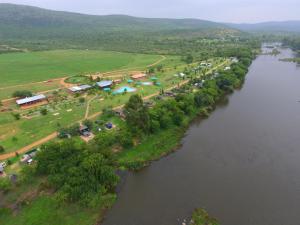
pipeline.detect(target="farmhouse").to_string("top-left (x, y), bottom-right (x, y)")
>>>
top-left (131, 73), bottom-right (147, 80)
top-left (69, 84), bottom-right (92, 93)
top-left (96, 80), bottom-right (113, 89)
top-left (16, 94), bottom-right (47, 107)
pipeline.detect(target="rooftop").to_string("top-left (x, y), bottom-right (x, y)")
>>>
top-left (69, 84), bottom-right (92, 92)
top-left (16, 94), bottom-right (46, 105)
top-left (131, 73), bottom-right (147, 79)
top-left (96, 80), bottom-right (113, 87)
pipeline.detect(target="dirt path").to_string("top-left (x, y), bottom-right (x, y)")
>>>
top-left (0, 132), bottom-right (58, 161)
top-left (84, 96), bottom-right (98, 119)
top-left (0, 60), bottom-right (228, 161)
top-left (0, 78), bottom-right (64, 91)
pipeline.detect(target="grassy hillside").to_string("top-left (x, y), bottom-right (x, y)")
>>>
top-left (0, 50), bottom-right (161, 87)
top-left (0, 3), bottom-right (240, 53)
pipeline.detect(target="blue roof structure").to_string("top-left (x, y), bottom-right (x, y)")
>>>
top-left (96, 80), bottom-right (113, 88)
top-left (16, 94), bottom-right (46, 105)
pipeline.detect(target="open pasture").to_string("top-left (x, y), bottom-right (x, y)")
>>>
top-left (0, 50), bottom-right (162, 87)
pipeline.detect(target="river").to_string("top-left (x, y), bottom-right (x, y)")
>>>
top-left (103, 46), bottom-right (300, 225)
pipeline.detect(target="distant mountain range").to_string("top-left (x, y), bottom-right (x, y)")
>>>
top-left (228, 21), bottom-right (300, 33)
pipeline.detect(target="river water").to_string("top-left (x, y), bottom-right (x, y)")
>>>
top-left (103, 47), bottom-right (300, 225)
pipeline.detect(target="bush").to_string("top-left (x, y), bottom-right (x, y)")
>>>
top-left (0, 145), bottom-right (5, 153)
top-left (12, 113), bottom-right (21, 120)
top-left (40, 108), bottom-right (48, 115)
top-left (118, 129), bottom-right (134, 149)
top-left (79, 97), bottom-right (85, 103)
top-left (190, 208), bottom-right (219, 225)
top-left (0, 178), bottom-right (12, 193)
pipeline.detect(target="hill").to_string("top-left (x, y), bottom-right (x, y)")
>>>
top-left (227, 21), bottom-right (300, 33)
top-left (0, 3), bottom-right (240, 53)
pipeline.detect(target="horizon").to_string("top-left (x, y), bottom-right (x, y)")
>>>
top-left (0, 0), bottom-right (300, 23)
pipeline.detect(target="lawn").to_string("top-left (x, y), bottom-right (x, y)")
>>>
top-left (0, 50), bottom-right (162, 87)
top-left (0, 196), bottom-right (104, 225)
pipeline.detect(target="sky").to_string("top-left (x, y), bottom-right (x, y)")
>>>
top-left (0, 0), bottom-right (300, 23)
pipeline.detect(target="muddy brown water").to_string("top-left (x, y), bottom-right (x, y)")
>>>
top-left (103, 46), bottom-right (300, 225)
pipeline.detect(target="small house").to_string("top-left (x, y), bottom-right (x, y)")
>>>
top-left (16, 94), bottom-right (47, 107)
top-left (131, 73), bottom-right (147, 80)
top-left (96, 80), bottom-right (113, 89)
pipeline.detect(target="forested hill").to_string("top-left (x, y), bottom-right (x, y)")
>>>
top-left (228, 21), bottom-right (300, 33)
top-left (0, 3), bottom-right (226, 31)
top-left (0, 3), bottom-right (241, 53)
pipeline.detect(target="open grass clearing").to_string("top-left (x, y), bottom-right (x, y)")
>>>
top-left (0, 50), bottom-right (163, 87)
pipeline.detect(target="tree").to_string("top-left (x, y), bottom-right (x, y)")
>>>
top-left (0, 145), bottom-right (5, 153)
top-left (124, 94), bottom-right (150, 134)
top-left (185, 54), bottom-right (194, 64)
top-left (12, 90), bottom-right (32, 98)
top-left (36, 140), bottom-right (118, 205)
top-left (194, 91), bottom-right (215, 108)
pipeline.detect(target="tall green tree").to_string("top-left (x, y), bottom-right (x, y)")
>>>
top-left (124, 95), bottom-right (150, 134)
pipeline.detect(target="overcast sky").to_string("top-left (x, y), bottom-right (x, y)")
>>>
top-left (0, 0), bottom-right (300, 23)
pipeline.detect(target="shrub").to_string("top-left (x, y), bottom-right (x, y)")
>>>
top-left (40, 108), bottom-right (48, 115)
top-left (0, 178), bottom-right (12, 193)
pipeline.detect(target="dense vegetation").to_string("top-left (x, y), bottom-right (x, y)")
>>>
top-left (36, 140), bottom-right (118, 206)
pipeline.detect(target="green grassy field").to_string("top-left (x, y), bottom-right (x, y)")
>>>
top-left (0, 80), bottom-right (62, 101)
top-left (0, 50), bottom-right (162, 87)
top-left (0, 196), bottom-right (106, 225)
